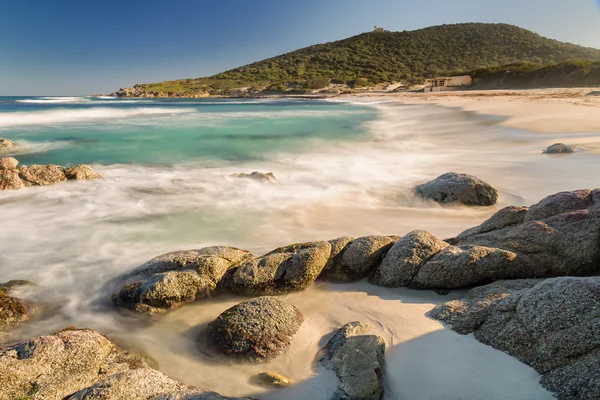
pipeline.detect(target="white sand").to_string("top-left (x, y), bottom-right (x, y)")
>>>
top-left (112, 282), bottom-right (553, 400)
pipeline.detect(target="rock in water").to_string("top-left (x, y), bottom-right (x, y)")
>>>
top-left (19, 164), bottom-right (66, 186)
top-left (0, 157), bottom-right (18, 170)
top-left (415, 172), bottom-right (498, 206)
top-left (112, 247), bottom-right (253, 315)
top-left (153, 390), bottom-right (254, 399)
top-left (230, 172), bottom-right (277, 183)
top-left (0, 138), bottom-right (22, 154)
top-left (317, 322), bottom-right (385, 400)
top-left (320, 236), bottom-right (397, 282)
top-left (226, 241), bottom-right (331, 295)
top-left (249, 372), bottom-right (292, 387)
top-left (0, 283), bottom-right (33, 343)
top-left (544, 143), bottom-right (575, 154)
top-left (65, 164), bottom-right (104, 180)
top-left (207, 296), bottom-right (303, 362)
top-left (369, 230), bottom-right (449, 287)
top-left (429, 277), bottom-right (600, 400)
top-left (0, 169), bottom-right (25, 190)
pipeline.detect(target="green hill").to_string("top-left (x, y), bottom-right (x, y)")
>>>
top-left (116, 23), bottom-right (600, 97)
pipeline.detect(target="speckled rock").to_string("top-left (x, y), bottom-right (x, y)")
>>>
top-left (249, 372), bottom-right (292, 387)
top-left (544, 143), bottom-right (575, 154)
top-left (429, 277), bottom-right (600, 400)
top-left (207, 296), bottom-right (303, 362)
top-left (320, 236), bottom-right (397, 282)
top-left (112, 247), bottom-right (253, 314)
top-left (227, 241), bottom-right (331, 295)
top-left (0, 168), bottom-right (25, 190)
top-left (19, 164), bottom-right (66, 186)
top-left (230, 172), bottom-right (277, 183)
top-left (67, 368), bottom-right (185, 400)
top-left (318, 322), bottom-right (385, 400)
top-left (0, 138), bottom-right (21, 154)
top-left (0, 328), bottom-right (152, 400)
top-left (65, 164), bottom-right (103, 180)
top-left (415, 172), bottom-right (498, 206)
top-left (0, 280), bottom-right (36, 344)
top-left (370, 231), bottom-right (449, 287)
top-left (0, 157), bottom-right (18, 170)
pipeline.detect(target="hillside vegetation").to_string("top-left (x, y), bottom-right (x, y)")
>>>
top-left (116, 23), bottom-right (600, 97)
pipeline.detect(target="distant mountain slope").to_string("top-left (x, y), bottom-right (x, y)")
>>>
top-left (213, 23), bottom-right (600, 83)
top-left (115, 23), bottom-right (600, 97)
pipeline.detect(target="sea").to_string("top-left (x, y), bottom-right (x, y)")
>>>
top-left (1, 95), bottom-right (596, 399)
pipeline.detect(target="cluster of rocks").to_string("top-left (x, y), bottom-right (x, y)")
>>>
top-left (0, 157), bottom-right (103, 191)
top-left (115, 84), bottom-right (210, 98)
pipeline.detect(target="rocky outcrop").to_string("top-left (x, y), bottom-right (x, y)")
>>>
top-left (230, 172), bottom-right (277, 183)
top-left (369, 189), bottom-right (600, 290)
top-left (0, 138), bottom-right (23, 154)
top-left (112, 247), bottom-right (253, 315)
top-left (415, 172), bottom-right (498, 206)
top-left (0, 280), bottom-right (36, 344)
top-left (207, 296), bottom-right (303, 362)
top-left (429, 277), bottom-right (600, 400)
top-left (249, 372), bottom-right (292, 387)
top-left (320, 236), bottom-right (398, 282)
top-left (115, 84), bottom-right (210, 98)
top-left (0, 158), bottom-right (103, 191)
top-left (317, 322), bottom-right (385, 400)
top-left (225, 241), bottom-right (331, 295)
top-left (544, 143), bottom-right (575, 154)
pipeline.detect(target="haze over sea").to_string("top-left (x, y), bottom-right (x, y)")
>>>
top-left (1, 95), bottom-right (598, 398)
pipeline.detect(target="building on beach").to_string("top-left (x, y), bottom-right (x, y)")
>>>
top-left (423, 75), bottom-right (472, 92)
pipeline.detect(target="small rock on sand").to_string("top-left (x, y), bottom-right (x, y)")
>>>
top-left (543, 143), bottom-right (575, 154)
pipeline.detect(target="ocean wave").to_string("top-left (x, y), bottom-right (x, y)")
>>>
top-left (0, 107), bottom-right (197, 127)
top-left (16, 96), bottom-right (90, 104)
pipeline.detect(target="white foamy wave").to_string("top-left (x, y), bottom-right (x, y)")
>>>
top-left (0, 107), bottom-right (197, 127)
top-left (17, 96), bottom-right (89, 104)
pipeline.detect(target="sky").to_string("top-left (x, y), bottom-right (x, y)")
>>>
top-left (1, 0), bottom-right (600, 96)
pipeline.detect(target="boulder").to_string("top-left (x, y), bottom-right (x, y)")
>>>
top-left (0, 169), bottom-right (25, 190)
top-left (226, 241), bottom-right (331, 295)
top-left (19, 164), bottom-right (66, 186)
top-left (0, 328), bottom-right (153, 400)
top-left (0, 280), bottom-right (36, 343)
top-left (320, 236), bottom-right (397, 282)
top-left (67, 368), bottom-right (185, 400)
top-left (544, 143), bottom-right (575, 154)
top-left (230, 172), bottom-right (277, 183)
top-left (249, 372), bottom-right (292, 387)
top-left (370, 230), bottom-right (449, 287)
top-left (112, 247), bottom-right (253, 315)
top-left (415, 172), bottom-right (498, 206)
top-left (317, 322), bottom-right (385, 400)
top-left (65, 164), bottom-right (104, 180)
top-left (0, 138), bottom-right (21, 154)
top-left (0, 156), bottom-right (18, 170)
top-left (207, 296), bottom-right (303, 362)
top-left (429, 277), bottom-right (600, 400)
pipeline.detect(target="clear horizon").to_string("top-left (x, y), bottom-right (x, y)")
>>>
top-left (2, 0), bottom-right (600, 96)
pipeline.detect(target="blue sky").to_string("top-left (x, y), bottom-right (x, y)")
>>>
top-left (1, 0), bottom-right (600, 96)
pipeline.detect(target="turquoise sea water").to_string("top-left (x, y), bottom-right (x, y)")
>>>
top-left (0, 96), bottom-right (376, 166)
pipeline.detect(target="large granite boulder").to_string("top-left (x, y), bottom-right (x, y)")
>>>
top-left (19, 164), bottom-right (67, 186)
top-left (0, 169), bottom-right (25, 190)
top-left (112, 247), bottom-right (253, 315)
top-left (369, 230), bottom-right (449, 287)
top-left (0, 156), bottom-right (18, 170)
top-left (0, 328), bottom-right (153, 399)
top-left (65, 164), bottom-right (104, 180)
top-left (544, 143), bottom-right (575, 154)
top-left (320, 236), bottom-right (397, 282)
top-left (372, 189), bottom-right (600, 290)
top-left (429, 277), bottom-right (600, 400)
top-left (207, 296), bottom-right (303, 362)
top-left (415, 172), bottom-right (498, 206)
top-left (317, 322), bottom-right (385, 400)
top-left (225, 241), bottom-right (331, 295)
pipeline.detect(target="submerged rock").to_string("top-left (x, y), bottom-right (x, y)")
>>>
top-left (0, 280), bottom-right (36, 343)
top-left (153, 390), bottom-right (255, 400)
top-left (226, 241), bottom-right (331, 295)
top-left (0, 156), bottom-right (18, 170)
top-left (207, 296), bottom-right (303, 362)
top-left (19, 164), bottom-right (67, 186)
top-left (320, 236), bottom-right (397, 282)
top-left (0, 138), bottom-right (22, 154)
top-left (230, 172), bottom-right (277, 183)
top-left (415, 172), bottom-right (498, 206)
top-left (65, 164), bottom-right (104, 180)
top-left (112, 247), bottom-right (253, 315)
top-left (429, 277), bottom-right (600, 400)
top-left (317, 321), bottom-right (385, 400)
top-left (249, 372), bottom-right (292, 387)
top-left (544, 143), bottom-right (575, 154)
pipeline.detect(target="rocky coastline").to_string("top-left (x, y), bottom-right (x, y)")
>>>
top-left (1, 187), bottom-right (599, 399)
